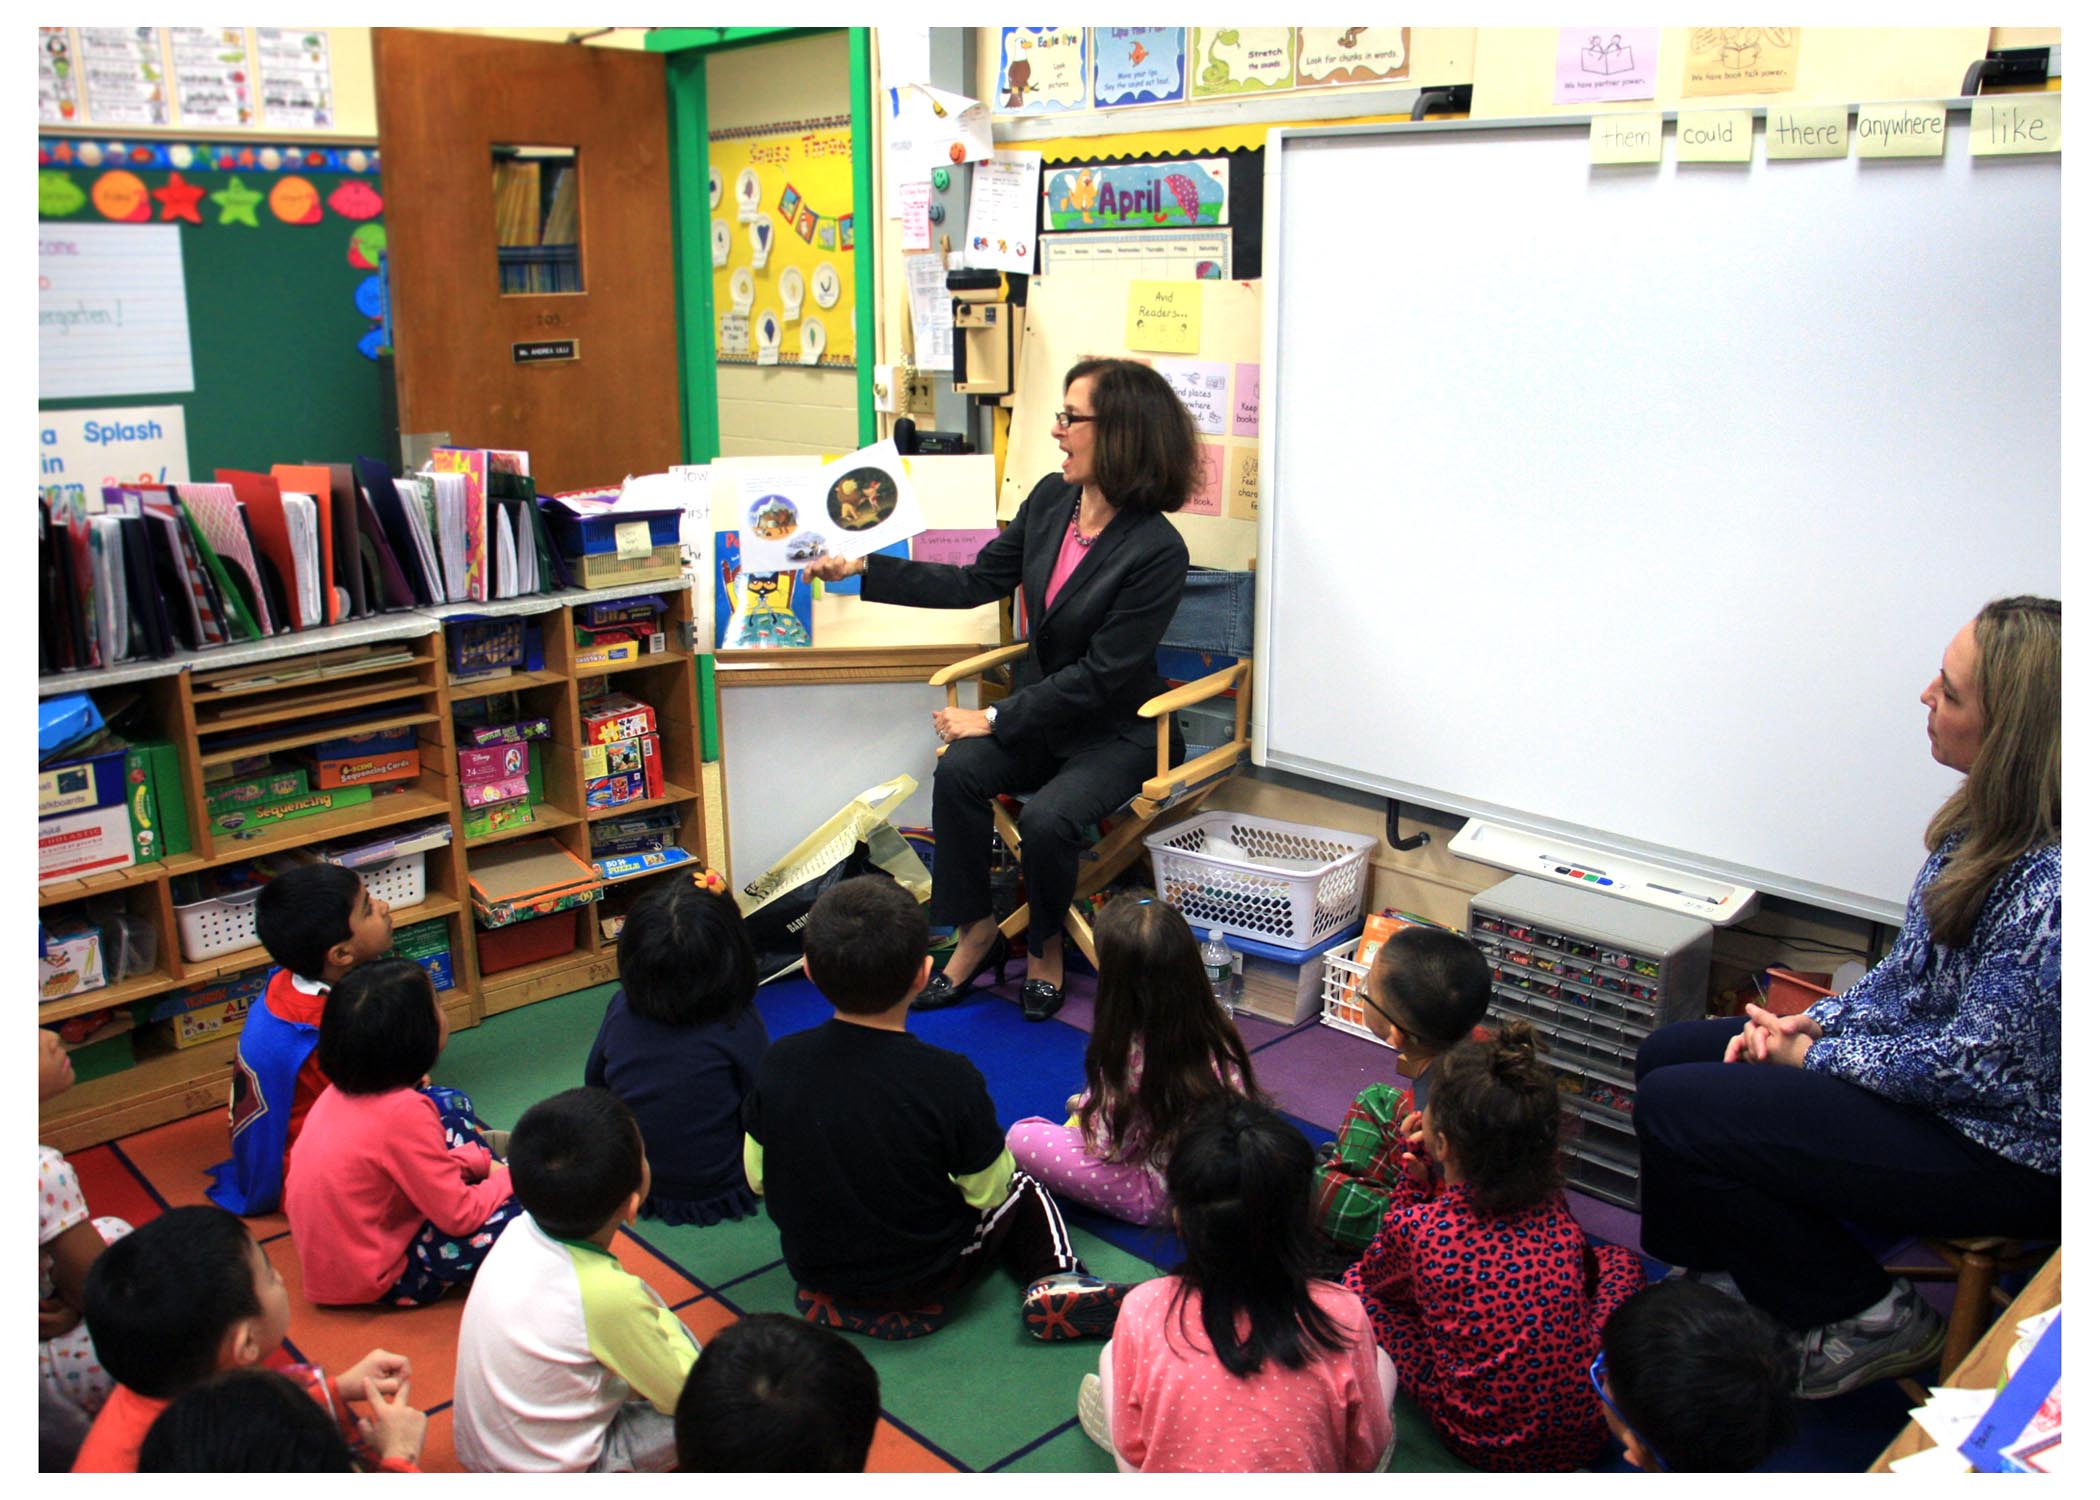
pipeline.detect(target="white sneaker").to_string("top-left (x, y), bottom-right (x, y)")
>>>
top-left (1796, 1279), bottom-right (1945, 1399)
top-left (1076, 1373), bottom-right (1115, 1455)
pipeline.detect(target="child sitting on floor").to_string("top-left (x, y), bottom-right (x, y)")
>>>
top-left (1085, 1094), bottom-right (1394, 1473)
top-left (39, 1027), bottom-right (133, 1442)
top-left (285, 958), bottom-right (520, 1306)
top-left (1007, 897), bottom-right (1258, 1228)
top-left (674, 1314), bottom-right (880, 1472)
top-left (1346, 1021), bottom-right (1645, 1471)
top-left (139, 1367), bottom-right (426, 1473)
top-left (453, 1088), bottom-right (701, 1473)
top-left (1594, 1279), bottom-right (1799, 1472)
top-left (208, 861), bottom-right (493, 1215)
top-left (1312, 924), bottom-right (1491, 1259)
top-left (586, 870), bottom-right (770, 1226)
top-left (744, 875), bottom-right (1132, 1341)
top-left (74, 1205), bottom-right (413, 1473)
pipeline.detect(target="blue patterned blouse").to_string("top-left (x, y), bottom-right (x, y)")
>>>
top-left (1806, 836), bottom-right (2061, 1174)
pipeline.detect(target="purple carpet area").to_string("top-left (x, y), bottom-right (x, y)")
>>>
top-left (1049, 976), bottom-right (1649, 1255)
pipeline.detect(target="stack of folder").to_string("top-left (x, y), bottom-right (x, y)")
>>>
top-left (38, 448), bottom-right (588, 675)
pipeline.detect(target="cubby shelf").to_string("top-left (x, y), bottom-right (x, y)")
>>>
top-left (38, 581), bottom-right (704, 1154)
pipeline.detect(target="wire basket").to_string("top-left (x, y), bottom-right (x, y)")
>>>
top-left (173, 851), bottom-right (428, 964)
top-left (1318, 948), bottom-right (1394, 1046)
top-left (1144, 811), bottom-right (1374, 949)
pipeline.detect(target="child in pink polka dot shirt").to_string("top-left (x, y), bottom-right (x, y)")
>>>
top-left (1082, 1095), bottom-right (1396, 1472)
top-left (39, 1028), bottom-right (133, 1425)
top-left (1007, 899), bottom-right (1258, 1227)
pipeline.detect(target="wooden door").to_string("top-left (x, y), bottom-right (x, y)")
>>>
top-left (374, 30), bottom-right (680, 493)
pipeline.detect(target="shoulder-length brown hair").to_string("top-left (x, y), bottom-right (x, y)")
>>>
top-left (1924, 595), bottom-right (2059, 946)
top-left (1064, 357), bottom-right (1198, 514)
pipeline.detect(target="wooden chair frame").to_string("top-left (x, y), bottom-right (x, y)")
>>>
top-left (930, 642), bottom-right (1253, 969)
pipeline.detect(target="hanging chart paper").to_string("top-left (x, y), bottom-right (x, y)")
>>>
top-left (39, 222), bottom-right (194, 399)
top-left (962, 151), bottom-right (1042, 272)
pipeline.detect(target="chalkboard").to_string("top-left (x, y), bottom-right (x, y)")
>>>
top-left (1256, 111), bottom-right (2059, 922)
top-left (39, 164), bottom-right (389, 479)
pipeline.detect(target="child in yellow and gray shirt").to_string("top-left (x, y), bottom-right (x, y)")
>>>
top-left (453, 1089), bottom-right (698, 1473)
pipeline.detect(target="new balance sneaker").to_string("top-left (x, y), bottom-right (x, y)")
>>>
top-left (1796, 1278), bottom-right (1946, 1399)
top-left (1023, 1272), bottom-right (1132, 1342)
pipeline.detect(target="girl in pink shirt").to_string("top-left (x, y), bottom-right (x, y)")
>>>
top-left (1008, 898), bottom-right (1258, 1226)
top-left (1084, 1096), bottom-right (1396, 1472)
top-left (286, 959), bottom-right (520, 1306)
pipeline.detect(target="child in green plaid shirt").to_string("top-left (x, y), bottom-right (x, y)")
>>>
top-left (1312, 927), bottom-right (1491, 1258)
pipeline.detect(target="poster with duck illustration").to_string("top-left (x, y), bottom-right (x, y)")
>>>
top-left (1041, 159), bottom-right (1227, 233)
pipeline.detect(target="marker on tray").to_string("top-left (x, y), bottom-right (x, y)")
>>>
top-left (1647, 882), bottom-right (1722, 906)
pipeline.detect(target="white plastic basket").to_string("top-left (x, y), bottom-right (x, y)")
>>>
top-left (1144, 811), bottom-right (1375, 949)
top-left (174, 851), bottom-right (428, 964)
top-left (1318, 948), bottom-right (1395, 1046)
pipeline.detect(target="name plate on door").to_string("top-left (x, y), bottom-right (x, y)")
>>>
top-left (513, 338), bottom-right (580, 364)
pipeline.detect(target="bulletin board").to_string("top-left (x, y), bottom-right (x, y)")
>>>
top-left (1004, 272), bottom-right (1261, 571)
top-left (37, 139), bottom-right (389, 479)
top-left (707, 116), bottom-right (857, 368)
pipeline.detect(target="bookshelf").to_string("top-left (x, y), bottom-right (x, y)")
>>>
top-left (38, 580), bottom-right (702, 1152)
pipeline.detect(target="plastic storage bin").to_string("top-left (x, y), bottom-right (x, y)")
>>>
top-left (1145, 811), bottom-right (1374, 949)
top-left (174, 851), bottom-right (428, 964)
top-left (1319, 948), bottom-right (1391, 1046)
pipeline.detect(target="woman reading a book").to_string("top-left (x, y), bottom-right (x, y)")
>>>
top-left (804, 359), bottom-right (1194, 1023)
top-left (1633, 597), bottom-right (2060, 1401)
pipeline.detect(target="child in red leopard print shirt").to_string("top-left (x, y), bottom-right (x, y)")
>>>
top-left (1344, 1022), bottom-right (1645, 1472)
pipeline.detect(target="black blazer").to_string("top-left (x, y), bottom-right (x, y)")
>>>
top-left (863, 473), bottom-right (1189, 757)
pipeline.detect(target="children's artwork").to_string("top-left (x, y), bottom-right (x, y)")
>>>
top-left (715, 530), bottom-right (812, 650)
top-left (997, 26), bottom-right (1089, 112)
top-left (811, 263), bottom-right (841, 308)
top-left (798, 316), bottom-right (825, 366)
top-left (1296, 27), bottom-right (1410, 88)
top-left (1191, 28), bottom-right (1298, 98)
top-left (734, 166), bottom-right (761, 222)
top-left (1042, 158), bottom-right (1226, 233)
top-left (736, 439), bottom-right (925, 572)
top-left (1555, 28), bottom-right (1660, 104)
top-left (711, 217), bottom-right (729, 267)
top-left (1682, 27), bottom-right (1801, 97)
top-left (748, 218), bottom-right (772, 268)
top-left (708, 163), bottom-right (722, 209)
top-left (1090, 27), bottom-right (1187, 108)
top-left (779, 265), bottom-right (805, 319)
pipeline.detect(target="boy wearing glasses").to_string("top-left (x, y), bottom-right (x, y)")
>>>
top-left (1312, 925), bottom-right (1491, 1260)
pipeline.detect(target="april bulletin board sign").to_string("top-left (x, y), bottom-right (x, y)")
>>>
top-left (1040, 147), bottom-right (1265, 278)
top-left (708, 117), bottom-right (855, 369)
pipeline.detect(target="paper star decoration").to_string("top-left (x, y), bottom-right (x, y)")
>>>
top-left (154, 171), bottom-right (206, 224)
top-left (211, 175), bottom-right (262, 226)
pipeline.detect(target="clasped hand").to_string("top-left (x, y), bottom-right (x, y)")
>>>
top-left (802, 552), bottom-right (866, 584)
top-left (934, 707), bottom-right (992, 743)
top-left (1722, 1002), bottom-right (1823, 1068)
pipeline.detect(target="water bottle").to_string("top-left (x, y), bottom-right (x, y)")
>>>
top-left (1200, 928), bottom-right (1235, 1013)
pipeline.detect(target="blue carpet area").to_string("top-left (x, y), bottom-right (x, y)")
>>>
top-left (750, 974), bottom-right (1917, 1472)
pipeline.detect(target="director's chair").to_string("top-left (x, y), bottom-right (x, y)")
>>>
top-left (929, 567), bottom-right (1255, 968)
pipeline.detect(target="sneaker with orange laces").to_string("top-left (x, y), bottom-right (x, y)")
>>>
top-left (1022, 1272), bottom-right (1132, 1342)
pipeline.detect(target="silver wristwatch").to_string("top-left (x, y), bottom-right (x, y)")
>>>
top-left (984, 704), bottom-right (999, 729)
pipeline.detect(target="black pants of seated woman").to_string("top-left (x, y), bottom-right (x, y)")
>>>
top-left (931, 730), bottom-right (1160, 956)
top-left (1633, 1019), bottom-right (2060, 1332)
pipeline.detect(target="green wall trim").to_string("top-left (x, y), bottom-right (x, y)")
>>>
top-left (848, 26), bottom-right (877, 447)
top-left (654, 26), bottom-right (876, 459)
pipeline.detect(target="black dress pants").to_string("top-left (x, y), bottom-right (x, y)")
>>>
top-left (1633, 1019), bottom-right (2060, 1330)
top-left (931, 729), bottom-right (1158, 956)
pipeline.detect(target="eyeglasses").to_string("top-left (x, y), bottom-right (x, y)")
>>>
top-left (1588, 1351), bottom-right (1668, 1472)
top-left (1053, 409), bottom-right (1096, 431)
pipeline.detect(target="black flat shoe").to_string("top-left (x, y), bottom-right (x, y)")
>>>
top-left (910, 942), bottom-right (1011, 1011)
top-left (1019, 979), bottom-right (1065, 1023)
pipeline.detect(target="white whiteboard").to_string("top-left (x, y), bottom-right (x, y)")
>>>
top-left (1256, 113), bottom-right (2059, 922)
top-left (38, 222), bottom-right (195, 399)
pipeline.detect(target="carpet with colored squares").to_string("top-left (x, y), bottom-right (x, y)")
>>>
top-left (70, 972), bottom-right (1920, 1473)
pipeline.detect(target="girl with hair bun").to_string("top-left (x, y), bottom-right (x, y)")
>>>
top-left (1346, 1022), bottom-right (1645, 1472)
